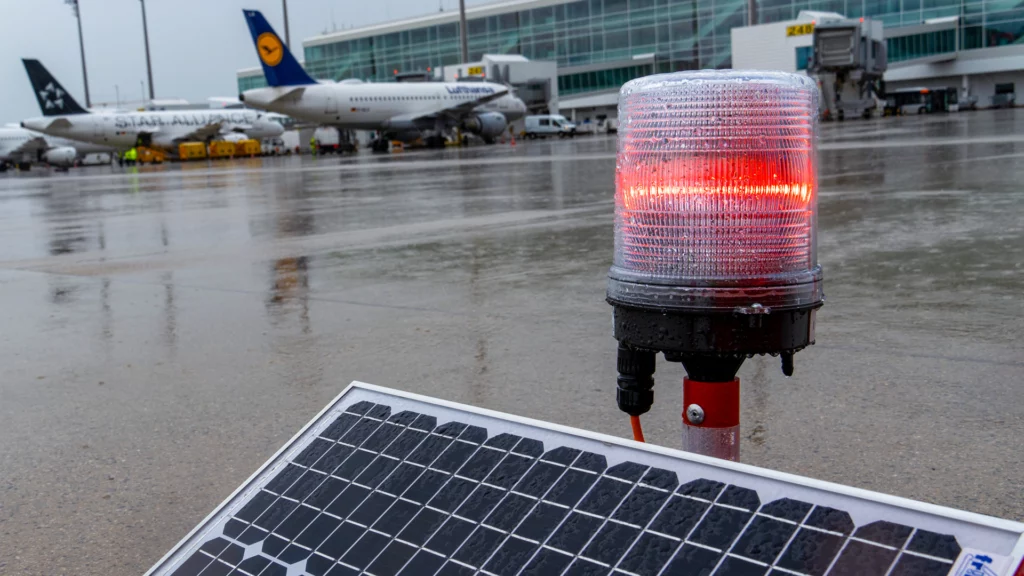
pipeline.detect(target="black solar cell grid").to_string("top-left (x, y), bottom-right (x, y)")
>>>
top-left (156, 399), bottom-right (996, 576)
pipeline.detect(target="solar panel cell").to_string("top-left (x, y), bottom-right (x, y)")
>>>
top-left (649, 495), bottom-right (709, 539)
top-left (396, 551), bottom-right (444, 575)
top-left (907, 529), bottom-right (962, 560)
top-left (688, 505), bottom-right (750, 549)
top-left (582, 521), bottom-right (640, 564)
top-left (612, 485), bottom-right (670, 526)
top-left (774, 528), bottom-right (845, 576)
top-left (515, 502), bottom-right (569, 542)
top-left (731, 515), bottom-right (798, 564)
top-left (548, 511), bottom-right (603, 554)
top-left (425, 517), bottom-right (475, 555)
top-left (341, 531), bottom-right (389, 569)
top-left (452, 526), bottom-right (504, 566)
top-left (828, 540), bottom-right (899, 576)
top-left (366, 541), bottom-right (417, 576)
top-left (483, 536), bottom-right (537, 576)
top-left (617, 532), bottom-right (680, 576)
top-left (663, 543), bottom-right (721, 575)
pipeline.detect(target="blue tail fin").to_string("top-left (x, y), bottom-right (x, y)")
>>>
top-left (243, 9), bottom-right (316, 87)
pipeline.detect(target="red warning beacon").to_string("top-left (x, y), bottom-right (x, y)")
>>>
top-left (609, 71), bottom-right (823, 461)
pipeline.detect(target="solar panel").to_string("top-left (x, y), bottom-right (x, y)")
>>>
top-left (147, 382), bottom-right (1024, 576)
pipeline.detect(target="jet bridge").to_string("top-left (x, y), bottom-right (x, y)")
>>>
top-left (809, 18), bottom-right (888, 120)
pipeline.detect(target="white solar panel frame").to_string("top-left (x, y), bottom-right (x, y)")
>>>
top-left (145, 381), bottom-right (1024, 576)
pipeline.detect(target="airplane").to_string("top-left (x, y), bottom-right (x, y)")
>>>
top-left (0, 125), bottom-right (112, 171)
top-left (20, 59), bottom-right (284, 153)
top-left (238, 9), bottom-right (528, 152)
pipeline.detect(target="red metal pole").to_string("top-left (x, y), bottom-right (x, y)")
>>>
top-left (682, 377), bottom-right (740, 461)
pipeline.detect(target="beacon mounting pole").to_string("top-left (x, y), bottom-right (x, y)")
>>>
top-left (608, 71), bottom-right (824, 461)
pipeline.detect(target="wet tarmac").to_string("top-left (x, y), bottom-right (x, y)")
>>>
top-left (1, 109), bottom-right (1023, 574)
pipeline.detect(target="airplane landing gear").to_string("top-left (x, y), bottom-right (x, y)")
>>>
top-left (425, 135), bottom-right (446, 149)
top-left (370, 139), bottom-right (390, 153)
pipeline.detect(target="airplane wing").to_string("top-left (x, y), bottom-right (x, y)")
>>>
top-left (9, 136), bottom-right (48, 156)
top-left (271, 86), bottom-right (306, 103)
top-left (171, 122), bottom-right (225, 143)
top-left (42, 118), bottom-right (73, 130)
top-left (222, 124), bottom-right (253, 134)
top-left (387, 89), bottom-right (510, 128)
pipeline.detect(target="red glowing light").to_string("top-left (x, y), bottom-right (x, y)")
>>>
top-left (618, 155), bottom-right (815, 212)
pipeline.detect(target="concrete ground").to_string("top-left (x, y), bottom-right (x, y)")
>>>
top-left (0, 109), bottom-right (1022, 575)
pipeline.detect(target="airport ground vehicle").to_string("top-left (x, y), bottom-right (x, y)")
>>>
top-left (312, 127), bottom-right (356, 154)
top-left (524, 115), bottom-right (577, 138)
top-left (885, 87), bottom-right (959, 115)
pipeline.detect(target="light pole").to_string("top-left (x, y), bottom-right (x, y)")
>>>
top-left (65, 0), bottom-right (91, 108)
top-left (282, 0), bottom-right (291, 48)
top-left (459, 0), bottom-right (468, 63)
top-left (140, 0), bottom-right (155, 101)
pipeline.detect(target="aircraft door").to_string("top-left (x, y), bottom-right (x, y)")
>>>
top-left (94, 116), bottom-right (106, 138)
top-left (325, 96), bottom-right (338, 117)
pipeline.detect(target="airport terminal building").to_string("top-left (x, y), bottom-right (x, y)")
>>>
top-left (238, 0), bottom-right (1024, 117)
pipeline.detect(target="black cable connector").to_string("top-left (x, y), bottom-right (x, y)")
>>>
top-left (616, 343), bottom-right (656, 417)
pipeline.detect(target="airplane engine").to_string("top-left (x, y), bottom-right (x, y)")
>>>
top-left (42, 147), bottom-right (76, 167)
top-left (462, 112), bottom-right (508, 142)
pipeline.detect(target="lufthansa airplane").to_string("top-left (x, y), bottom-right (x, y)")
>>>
top-left (0, 125), bottom-right (112, 171)
top-left (20, 59), bottom-right (284, 152)
top-left (239, 9), bottom-right (527, 151)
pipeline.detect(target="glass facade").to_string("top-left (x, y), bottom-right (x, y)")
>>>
top-left (238, 74), bottom-right (267, 92)
top-left (301, 0), bottom-right (744, 83)
top-left (887, 28), bottom-right (958, 62)
top-left (558, 62), bottom-right (674, 95)
top-left (240, 0), bottom-right (1024, 95)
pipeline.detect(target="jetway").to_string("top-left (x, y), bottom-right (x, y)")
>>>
top-left (809, 18), bottom-right (888, 120)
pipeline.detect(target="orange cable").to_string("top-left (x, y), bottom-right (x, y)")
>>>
top-left (630, 415), bottom-right (646, 443)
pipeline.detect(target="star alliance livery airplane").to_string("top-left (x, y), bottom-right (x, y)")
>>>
top-left (238, 9), bottom-right (527, 151)
top-left (20, 59), bottom-right (284, 153)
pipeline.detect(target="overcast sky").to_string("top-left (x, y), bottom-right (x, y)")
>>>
top-left (0, 0), bottom-right (492, 125)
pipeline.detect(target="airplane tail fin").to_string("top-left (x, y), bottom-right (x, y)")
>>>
top-left (242, 9), bottom-right (316, 87)
top-left (22, 59), bottom-right (89, 116)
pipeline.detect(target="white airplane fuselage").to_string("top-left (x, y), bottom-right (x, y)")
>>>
top-left (241, 81), bottom-right (527, 132)
top-left (21, 110), bottom-right (284, 151)
top-left (0, 126), bottom-right (111, 163)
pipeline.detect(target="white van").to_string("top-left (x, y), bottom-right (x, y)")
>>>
top-left (525, 115), bottom-right (577, 138)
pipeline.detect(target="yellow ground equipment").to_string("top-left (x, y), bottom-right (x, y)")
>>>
top-left (234, 139), bottom-right (261, 157)
top-left (178, 142), bottom-right (207, 161)
top-left (207, 141), bottom-right (236, 159)
top-left (137, 147), bottom-right (166, 164)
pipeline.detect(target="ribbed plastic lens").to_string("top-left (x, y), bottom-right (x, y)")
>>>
top-left (608, 70), bottom-right (823, 310)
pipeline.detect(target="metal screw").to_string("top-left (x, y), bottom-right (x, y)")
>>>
top-left (686, 404), bottom-right (705, 425)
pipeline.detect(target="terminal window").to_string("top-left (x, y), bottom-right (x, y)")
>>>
top-left (795, 46), bottom-right (813, 70)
